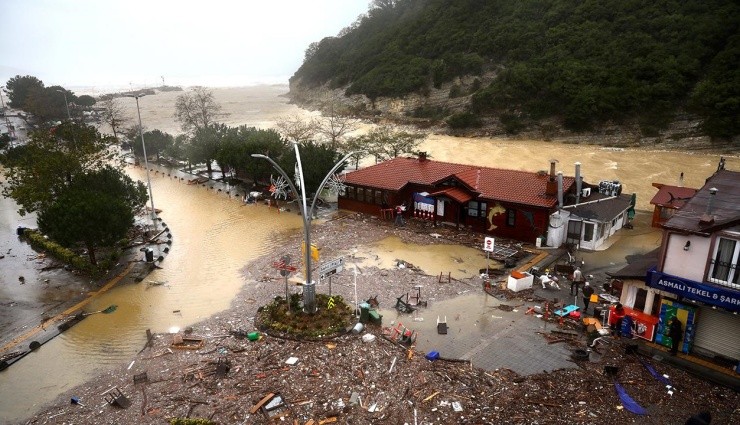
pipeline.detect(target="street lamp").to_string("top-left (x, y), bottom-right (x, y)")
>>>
top-left (252, 145), bottom-right (352, 313)
top-left (55, 89), bottom-right (72, 122)
top-left (126, 93), bottom-right (157, 231)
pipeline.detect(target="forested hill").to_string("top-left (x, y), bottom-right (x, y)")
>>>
top-left (290, 0), bottom-right (739, 139)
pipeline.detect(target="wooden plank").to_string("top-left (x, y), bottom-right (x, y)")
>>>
top-left (250, 393), bottom-right (275, 414)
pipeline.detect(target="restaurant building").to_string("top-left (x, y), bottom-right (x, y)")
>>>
top-left (338, 155), bottom-right (575, 243)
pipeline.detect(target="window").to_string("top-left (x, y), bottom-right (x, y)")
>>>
top-left (709, 237), bottom-right (739, 288)
top-left (468, 201), bottom-right (479, 217)
top-left (583, 222), bottom-right (594, 241)
top-left (659, 207), bottom-right (675, 220)
top-left (346, 186), bottom-right (355, 199)
top-left (375, 190), bottom-right (384, 205)
top-left (506, 208), bottom-right (516, 226)
top-left (357, 188), bottom-right (365, 202)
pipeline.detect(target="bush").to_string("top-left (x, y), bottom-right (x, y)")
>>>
top-left (447, 112), bottom-right (482, 129)
top-left (22, 229), bottom-right (101, 277)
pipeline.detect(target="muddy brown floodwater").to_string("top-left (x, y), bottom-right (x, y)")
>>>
top-left (1, 84), bottom-right (737, 423)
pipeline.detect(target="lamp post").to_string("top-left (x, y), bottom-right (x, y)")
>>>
top-left (55, 89), bottom-right (73, 122)
top-left (127, 93), bottom-right (157, 230)
top-left (252, 145), bottom-right (352, 313)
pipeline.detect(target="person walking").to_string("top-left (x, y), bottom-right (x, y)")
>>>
top-left (582, 282), bottom-right (594, 315)
top-left (669, 316), bottom-right (683, 355)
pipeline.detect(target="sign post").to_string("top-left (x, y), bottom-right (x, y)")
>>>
top-left (483, 237), bottom-right (495, 276)
top-left (272, 255), bottom-right (297, 311)
top-left (319, 257), bottom-right (345, 296)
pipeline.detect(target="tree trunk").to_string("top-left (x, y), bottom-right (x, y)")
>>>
top-left (86, 242), bottom-right (97, 265)
top-left (206, 160), bottom-right (213, 175)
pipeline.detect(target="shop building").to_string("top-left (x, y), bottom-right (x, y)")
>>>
top-left (649, 182), bottom-right (697, 228)
top-left (645, 167), bottom-right (740, 370)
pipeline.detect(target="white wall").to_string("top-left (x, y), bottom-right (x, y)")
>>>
top-left (662, 233), bottom-right (711, 282)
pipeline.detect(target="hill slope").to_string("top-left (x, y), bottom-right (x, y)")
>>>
top-left (290, 0), bottom-right (739, 140)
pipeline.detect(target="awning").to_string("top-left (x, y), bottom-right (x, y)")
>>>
top-left (428, 187), bottom-right (473, 204)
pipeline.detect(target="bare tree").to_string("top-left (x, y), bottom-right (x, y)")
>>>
top-left (364, 126), bottom-right (425, 163)
top-left (318, 103), bottom-right (360, 150)
top-left (100, 97), bottom-right (129, 140)
top-left (274, 114), bottom-right (320, 143)
top-left (174, 87), bottom-right (223, 133)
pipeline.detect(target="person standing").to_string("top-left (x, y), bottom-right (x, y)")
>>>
top-left (570, 266), bottom-right (583, 295)
top-left (582, 282), bottom-right (594, 315)
top-left (669, 316), bottom-right (683, 355)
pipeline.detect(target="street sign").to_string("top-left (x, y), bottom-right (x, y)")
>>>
top-left (483, 237), bottom-right (495, 252)
top-left (319, 257), bottom-right (344, 279)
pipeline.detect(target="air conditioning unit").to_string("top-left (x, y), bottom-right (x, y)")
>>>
top-left (581, 188), bottom-right (591, 198)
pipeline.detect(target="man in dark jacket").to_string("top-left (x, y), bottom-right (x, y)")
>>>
top-left (669, 317), bottom-right (683, 355)
top-left (582, 282), bottom-right (594, 315)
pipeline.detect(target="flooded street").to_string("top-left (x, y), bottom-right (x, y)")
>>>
top-left (0, 165), bottom-right (303, 422)
top-left (1, 85), bottom-right (737, 423)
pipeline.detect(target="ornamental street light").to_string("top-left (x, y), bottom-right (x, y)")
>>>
top-left (126, 93), bottom-right (157, 231)
top-left (252, 145), bottom-right (352, 313)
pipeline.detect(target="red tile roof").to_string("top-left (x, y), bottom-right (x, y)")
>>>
top-left (428, 187), bottom-right (473, 204)
top-left (344, 157), bottom-right (575, 208)
top-left (650, 183), bottom-right (697, 209)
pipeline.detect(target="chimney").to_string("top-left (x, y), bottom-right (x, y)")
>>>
top-left (575, 162), bottom-right (582, 204)
top-left (545, 159), bottom-right (558, 196)
top-left (418, 151), bottom-right (427, 162)
top-left (557, 171), bottom-right (564, 208)
top-left (700, 188), bottom-right (718, 224)
top-left (679, 172), bottom-right (684, 187)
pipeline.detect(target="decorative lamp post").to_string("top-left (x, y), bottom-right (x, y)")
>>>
top-left (126, 93), bottom-right (157, 231)
top-left (252, 144), bottom-right (352, 313)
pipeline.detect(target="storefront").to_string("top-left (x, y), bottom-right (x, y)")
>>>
top-left (647, 267), bottom-right (740, 360)
top-left (693, 306), bottom-right (740, 363)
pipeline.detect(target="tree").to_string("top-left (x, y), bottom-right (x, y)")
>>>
top-left (100, 97), bottom-right (129, 140)
top-left (282, 141), bottom-right (345, 197)
top-left (0, 122), bottom-right (115, 215)
top-left (187, 124), bottom-right (227, 175)
top-left (317, 103), bottom-right (360, 149)
top-left (174, 87), bottom-right (223, 133)
top-left (363, 125), bottom-right (424, 162)
top-left (76, 95), bottom-right (96, 107)
top-left (275, 114), bottom-right (320, 143)
top-left (131, 129), bottom-right (174, 161)
top-left (338, 135), bottom-right (369, 169)
top-left (37, 166), bottom-right (147, 265)
top-left (5, 75), bottom-right (44, 109)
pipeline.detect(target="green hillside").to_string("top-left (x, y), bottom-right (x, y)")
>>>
top-left (291, 0), bottom-right (739, 137)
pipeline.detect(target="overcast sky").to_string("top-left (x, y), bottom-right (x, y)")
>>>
top-left (0, 0), bottom-right (370, 90)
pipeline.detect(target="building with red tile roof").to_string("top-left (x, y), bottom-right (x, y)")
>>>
top-left (649, 183), bottom-right (698, 228)
top-left (338, 155), bottom-right (576, 243)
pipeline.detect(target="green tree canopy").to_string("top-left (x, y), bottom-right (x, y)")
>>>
top-left (1, 122), bottom-right (116, 215)
top-left (37, 166), bottom-right (147, 265)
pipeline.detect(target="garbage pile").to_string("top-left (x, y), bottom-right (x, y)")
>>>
top-left (32, 324), bottom-right (738, 424)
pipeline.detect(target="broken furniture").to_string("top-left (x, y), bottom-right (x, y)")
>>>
top-left (554, 304), bottom-right (580, 317)
top-left (383, 322), bottom-right (417, 346)
top-left (407, 285), bottom-right (428, 307)
top-left (103, 387), bottom-right (131, 409)
top-left (250, 392), bottom-right (294, 421)
top-left (437, 316), bottom-right (448, 335)
top-left (215, 357), bottom-right (231, 377)
top-left (171, 334), bottom-right (205, 350)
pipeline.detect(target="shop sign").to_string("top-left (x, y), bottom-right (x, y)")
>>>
top-left (647, 268), bottom-right (740, 312)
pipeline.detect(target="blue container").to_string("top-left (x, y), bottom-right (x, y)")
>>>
top-left (425, 351), bottom-right (440, 361)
